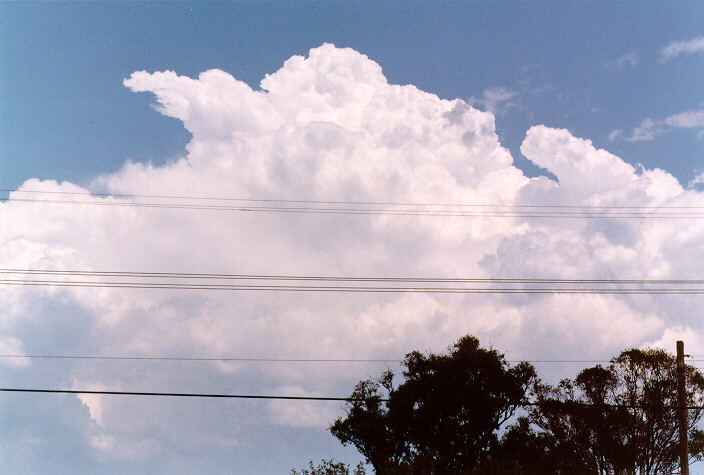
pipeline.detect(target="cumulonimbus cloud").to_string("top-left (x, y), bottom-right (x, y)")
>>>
top-left (2, 44), bottom-right (704, 468)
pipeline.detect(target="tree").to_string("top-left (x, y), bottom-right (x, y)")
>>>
top-left (519, 348), bottom-right (704, 474)
top-left (290, 459), bottom-right (366, 475)
top-left (480, 415), bottom-right (585, 474)
top-left (330, 335), bottom-right (536, 473)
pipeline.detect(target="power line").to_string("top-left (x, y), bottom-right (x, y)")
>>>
top-left (3, 269), bottom-right (703, 285)
top-left (0, 354), bottom-right (403, 363)
top-left (3, 279), bottom-right (704, 293)
top-left (6, 270), bottom-right (704, 294)
top-left (509, 360), bottom-right (612, 364)
top-left (0, 354), bottom-right (613, 364)
top-left (3, 387), bottom-right (704, 410)
top-left (0, 388), bottom-right (367, 402)
top-left (4, 188), bottom-right (704, 210)
top-left (5, 197), bottom-right (704, 219)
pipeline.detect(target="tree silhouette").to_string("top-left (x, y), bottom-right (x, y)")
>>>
top-left (290, 459), bottom-right (366, 475)
top-left (518, 348), bottom-right (704, 474)
top-left (330, 335), bottom-right (536, 473)
top-left (330, 339), bottom-right (704, 474)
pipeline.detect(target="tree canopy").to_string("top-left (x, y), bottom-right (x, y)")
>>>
top-left (329, 336), bottom-right (536, 473)
top-left (516, 348), bottom-right (704, 474)
top-left (329, 335), bottom-right (704, 474)
top-left (291, 459), bottom-right (367, 475)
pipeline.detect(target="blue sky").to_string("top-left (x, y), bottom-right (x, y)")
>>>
top-left (3, 2), bottom-right (704, 473)
top-left (2, 2), bottom-right (703, 188)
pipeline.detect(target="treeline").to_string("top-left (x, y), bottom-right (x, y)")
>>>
top-left (295, 335), bottom-right (704, 474)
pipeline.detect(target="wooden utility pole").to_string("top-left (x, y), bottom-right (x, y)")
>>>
top-left (677, 340), bottom-right (689, 475)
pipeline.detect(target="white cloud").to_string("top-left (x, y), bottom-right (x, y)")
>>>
top-left (688, 170), bottom-right (704, 188)
top-left (660, 35), bottom-right (704, 62)
top-left (483, 87), bottom-right (517, 103)
top-left (625, 118), bottom-right (665, 141)
top-left (73, 378), bottom-right (108, 425)
top-left (0, 337), bottom-right (29, 368)
top-left (3, 44), bottom-right (704, 467)
top-left (469, 86), bottom-right (518, 114)
top-left (607, 129), bottom-right (622, 142)
top-left (619, 109), bottom-right (704, 141)
top-left (268, 386), bottom-right (340, 428)
top-left (664, 109), bottom-right (704, 128)
top-left (91, 433), bottom-right (116, 451)
top-left (521, 125), bottom-right (639, 198)
top-left (607, 52), bottom-right (638, 69)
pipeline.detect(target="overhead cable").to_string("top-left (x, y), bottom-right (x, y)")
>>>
top-left (4, 195), bottom-right (704, 219)
top-left (3, 387), bottom-right (704, 410)
top-left (0, 387), bottom-right (364, 401)
top-left (0, 354), bottom-right (403, 363)
top-left (4, 188), bottom-right (704, 210)
top-left (0, 354), bottom-right (612, 364)
top-left (2, 269), bottom-right (703, 285)
top-left (2, 279), bottom-right (704, 293)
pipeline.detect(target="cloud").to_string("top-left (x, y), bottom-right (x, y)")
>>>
top-left (469, 86), bottom-right (518, 114)
top-left (0, 336), bottom-right (29, 367)
top-left (618, 109), bottom-right (704, 141)
top-left (664, 109), bottom-right (704, 129)
top-left (660, 35), bottom-right (704, 62)
top-left (3, 43), bottom-right (704, 470)
top-left (688, 170), bottom-right (704, 188)
top-left (73, 378), bottom-right (108, 425)
top-left (624, 118), bottom-right (666, 141)
top-left (607, 129), bottom-right (622, 142)
top-left (606, 52), bottom-right (638, 70)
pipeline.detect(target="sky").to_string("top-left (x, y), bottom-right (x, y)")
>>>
top-left (1, 1), bottom-right (704, 473)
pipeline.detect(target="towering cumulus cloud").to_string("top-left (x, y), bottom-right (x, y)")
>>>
top-left (2, 44), bottom-right (703, 468)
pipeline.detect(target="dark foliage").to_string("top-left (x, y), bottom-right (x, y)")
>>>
top-left (480, 416), bottom-right (587, 474)
top-left (290, 458), bottom-right (367, 475)
top-left (501, 348), bottom-right (704, 474)
top-left (329, 337), bottom-right (704, 474)
top-left (329, 335), bottom-right (536, 473)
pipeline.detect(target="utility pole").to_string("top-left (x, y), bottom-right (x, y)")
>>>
top-left (677, 340), bottom-right (689, 475)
